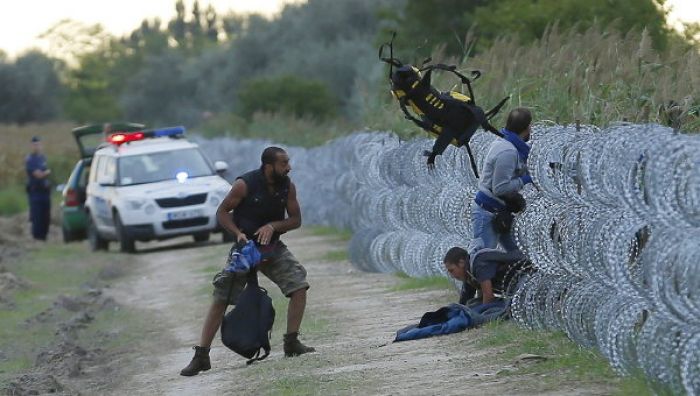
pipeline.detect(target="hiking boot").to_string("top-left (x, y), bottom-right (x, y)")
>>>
top-left (180, 346), bottom-right (211, 376)
top-left (283, 332), bottom-right (316, 357)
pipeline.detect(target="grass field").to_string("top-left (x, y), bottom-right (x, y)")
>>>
top-left (0, 185), bottom-right (28, 216)
top-left (0, 243), bottom-right (148, 388)
top-left (304, 226), bottom-right (353, 241)
top-left (198, 112), bottom-right (360, 148)
top-left (391, 272), bottom-right (453, 292)
top-left (1, 122), bottom-right (80, 186)
top-left (475, 321), bottom-right (672, 396)
top-left (1, 122), bottom-right (81, 216)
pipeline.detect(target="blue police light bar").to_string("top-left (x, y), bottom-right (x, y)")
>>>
top-left (152, 126), bottom-right (186, 137)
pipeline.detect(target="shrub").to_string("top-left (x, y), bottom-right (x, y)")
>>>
top-left (0, 185), bottom-right (28, 216)
top-left (237, 75), bottom-right (338, 121)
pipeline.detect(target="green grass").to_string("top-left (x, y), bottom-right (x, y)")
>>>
top-left (195, 281), bottom-right (215, 301)
top-left (198, 112), bottom-right (359, 148)
top-left (0, 184), bottom-right (28, 216)
top-left (390, 272), bottom-right (452, 291)
top-left (306, 226), bottom-right (353, 241)
top-left (0, 243), bottom-right (137, 387)
top-left (192, 248), bottom-right (230, 298)
top-left (198, 264), bottom-right (223, 274)
top-left (321, 249), bottom-right (348, 262)
top-left (79, 306), bottom-right (154, 351)
top-left (476, 321), bottom-right (671, 395)
top-left (267, 374), bottom-right (359, 396)
top-left (13, 245), bottom-right (103, 287)
top-left (241, 350), bottom-right (368, 396)
top-left (200, 244), bottom-right (231, 261)
top-left (268, 288), bottom-right (330, 341)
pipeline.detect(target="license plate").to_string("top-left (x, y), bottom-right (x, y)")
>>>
top-left (167, 209), bottom-right (204, 221)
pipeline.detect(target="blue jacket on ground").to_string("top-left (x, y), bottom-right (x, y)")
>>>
top-left (394, 301), bottom-right (506, 342)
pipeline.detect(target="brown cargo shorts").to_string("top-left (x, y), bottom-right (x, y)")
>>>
top-left (212, 241), bottom-right (309, 305)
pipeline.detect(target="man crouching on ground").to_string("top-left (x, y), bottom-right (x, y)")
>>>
top-left (180, 146), bottom-right (315, 376)
top-left (443, 246), bottom-right (530, 306)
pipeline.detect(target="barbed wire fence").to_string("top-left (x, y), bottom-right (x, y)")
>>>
top-left (197, 124), bottom-right (699, 395)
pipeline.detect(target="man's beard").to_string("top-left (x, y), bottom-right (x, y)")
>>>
top-left (272, 170), bottom-right (289, 185)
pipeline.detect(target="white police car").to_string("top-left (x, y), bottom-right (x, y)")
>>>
top-left (84, 127), bottom-right (233, 253)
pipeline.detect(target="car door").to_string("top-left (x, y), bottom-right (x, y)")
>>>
top-left (89, 155), bottom-right (117, 232)
top-left (72, 123), bottom-right (145, 159)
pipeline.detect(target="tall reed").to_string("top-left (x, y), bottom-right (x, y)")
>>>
top-left (365, 26), bottom-right (700, 135)
top-left (0, 122), bottom-right (79, 187)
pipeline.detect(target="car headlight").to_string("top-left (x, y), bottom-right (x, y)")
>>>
top-left (126, 198), bottom-right (147, 210)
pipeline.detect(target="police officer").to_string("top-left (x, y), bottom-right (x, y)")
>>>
top-left (25, 136), bottom-right (52, 240)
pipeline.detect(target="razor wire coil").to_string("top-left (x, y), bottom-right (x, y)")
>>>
top-left (198, 123), bottom-right (700, 395)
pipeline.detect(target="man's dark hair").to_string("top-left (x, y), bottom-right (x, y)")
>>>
top-left (261, 147), bottom-right (286, 167)
top-left (505, 107), bottom-right (532, 134)
top-left (443, 247), bottom-right (469, 264)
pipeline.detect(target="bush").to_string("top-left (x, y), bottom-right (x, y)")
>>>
top-left (197, 112), bottom-right (250, 138)
top-left (0, 185), bottom-right (28, 216)
top-left (237, 75), bottom-right (338, 121)
top-left (0, 52), bottom-right (64, 124)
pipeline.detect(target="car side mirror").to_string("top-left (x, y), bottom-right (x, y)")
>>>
top-left (214, 161), bottom-right (229, 174)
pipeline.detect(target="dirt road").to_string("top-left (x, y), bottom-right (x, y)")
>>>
top-left (104, 229), bottom-right (614, 396)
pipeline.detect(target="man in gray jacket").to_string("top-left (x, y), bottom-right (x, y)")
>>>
top-left (471, 107), bottom-right (533, 253)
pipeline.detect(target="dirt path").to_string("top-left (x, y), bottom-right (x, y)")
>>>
top-left (106, 229), bottom-right (614, 396)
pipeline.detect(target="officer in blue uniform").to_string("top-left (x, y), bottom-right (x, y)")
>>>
top-left (25, 136), bottom-right (52, 240)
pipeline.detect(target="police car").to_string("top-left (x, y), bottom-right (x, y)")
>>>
top-left (84, 127), bottom-right (233, 253)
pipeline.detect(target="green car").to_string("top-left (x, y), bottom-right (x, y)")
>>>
top-left (61, 123), bottom-right (145, 242)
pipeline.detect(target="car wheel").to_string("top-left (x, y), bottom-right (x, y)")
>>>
top-left (87, 214), bottom-right (109, 251)
top-left (62, 224), bottom-right (73, 243)
top-left (193, 232), bottom-right (210, 243)
top-left (114, 213), bottom-right (136, 254)
top-left (222, 230), bottom-right (235, 243)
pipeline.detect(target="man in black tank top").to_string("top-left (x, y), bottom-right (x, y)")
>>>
top-left (181, 147), bottom-right (315, 377)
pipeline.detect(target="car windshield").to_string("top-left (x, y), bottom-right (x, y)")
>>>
top-left (118, 148), bottom-right (213, 186)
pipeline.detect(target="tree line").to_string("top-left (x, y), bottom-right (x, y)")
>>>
top-left (0, 0), bottom-right (695, 128)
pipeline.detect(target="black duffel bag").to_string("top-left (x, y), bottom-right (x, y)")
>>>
top-left (220, 269), bottom-right (275, 365)
top-left (492, 192), bottom-right (527, 234)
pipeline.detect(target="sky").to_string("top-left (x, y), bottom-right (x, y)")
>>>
top-left (0, 0), bottom-right (300, 58)
top-left (0, 0), bottom-right (698, 59)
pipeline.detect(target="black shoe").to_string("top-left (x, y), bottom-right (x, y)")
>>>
top-left (180, 346), bottom-right (211, 376)
top-left (283, 332), bottom-right (316, 357)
